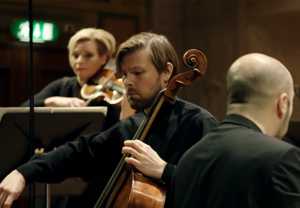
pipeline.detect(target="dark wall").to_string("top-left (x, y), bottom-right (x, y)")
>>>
top-left (1, 0), bottom-right (300, 121)
top-left (149, 0), bottom-right (238, 119)
top-left (150, 0), bottom-right (300, 121)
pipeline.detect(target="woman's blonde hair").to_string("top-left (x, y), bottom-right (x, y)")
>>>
top-left (68, 28), bottom-right (116, 59)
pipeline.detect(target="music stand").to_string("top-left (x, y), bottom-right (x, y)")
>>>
top-left (0, 107), bottom-right (107, 180)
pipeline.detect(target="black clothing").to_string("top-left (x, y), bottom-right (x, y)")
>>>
top-left (21, 77), bottom-right (120, 130)
top-left (284, 121), bottom-right (300, 148)
top-left (284, 137), bottom-right (300, 148)
top-left (17, 98), bottom-right (218, 207)
top-left (171, 114), bottom-right (300, 208)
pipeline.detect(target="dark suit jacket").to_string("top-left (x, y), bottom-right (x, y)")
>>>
top-left (171, 114), bottom-right (300, 208)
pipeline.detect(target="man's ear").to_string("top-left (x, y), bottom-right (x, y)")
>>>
top-left (162, 62), bottom-right (174, 84)
top-left (276, 93), bottom-right (288, 119)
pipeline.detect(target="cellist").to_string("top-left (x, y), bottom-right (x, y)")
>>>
top-left (0, 32), bottom-right (218, 208)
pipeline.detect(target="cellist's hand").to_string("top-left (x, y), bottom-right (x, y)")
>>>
top-left (0, 170), bottom-right (26, 208)
top-left (122, 140), bottom-right (167, 179)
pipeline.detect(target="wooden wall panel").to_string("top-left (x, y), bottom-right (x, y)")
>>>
top-left (238, 0), bottom-right (300, 121)
top-left (99, 14), bottom-right (139, 45)
top-left (150, 0), bottom-right (300, 121)
top-left (33, 47), bottom-right (71, 92)
top-left (149, 0), bottom-right (239, 120)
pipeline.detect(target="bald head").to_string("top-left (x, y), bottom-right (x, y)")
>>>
top-left (227, 53), bottom-right (294, 107)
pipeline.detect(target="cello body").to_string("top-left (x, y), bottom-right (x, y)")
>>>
top-left (110, 171), bottom-right (166, 208)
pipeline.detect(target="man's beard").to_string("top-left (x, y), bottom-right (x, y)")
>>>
top-left (127, 93), bottom-right (158, 112)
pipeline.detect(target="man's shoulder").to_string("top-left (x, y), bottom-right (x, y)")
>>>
top-left (256, 132), bottom-right (294, 151)
top-left (175, 98), bottom-right (216, 119)
top-left (267, 136), bottom-right (298, 158)
top-left (235, 127), bottom-right (297, 159)
top-left (270, 144), bottom-right (300, 196)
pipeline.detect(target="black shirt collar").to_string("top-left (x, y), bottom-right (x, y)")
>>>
top-left (222, 114), bottom-right (262, 133)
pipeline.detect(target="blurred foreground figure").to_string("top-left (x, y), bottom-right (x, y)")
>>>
top-left (170, 53), bottom-right (300, 208)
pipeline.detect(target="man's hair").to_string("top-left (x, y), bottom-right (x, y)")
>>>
top-left (68, 28), bottom-right (116, 59)
top-left (116, 32), bottom-right (179, 76)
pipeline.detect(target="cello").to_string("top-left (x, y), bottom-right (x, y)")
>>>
top-left (94, 49), bottom-right (208, 208)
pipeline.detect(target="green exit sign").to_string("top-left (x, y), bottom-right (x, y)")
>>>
top-left (10, 19), bottom-right (59, 43)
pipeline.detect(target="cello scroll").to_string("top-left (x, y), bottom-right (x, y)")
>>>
top-left (164, 49), bottom-right (207, 99)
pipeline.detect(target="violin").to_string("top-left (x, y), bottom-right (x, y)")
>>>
top-left (93, 49), bottom-right (208, 208)
top-left (81, 68), bottom-right (126, 105)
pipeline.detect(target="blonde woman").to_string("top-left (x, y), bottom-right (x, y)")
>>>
top-left (22, 28), bottom-right (121, 128)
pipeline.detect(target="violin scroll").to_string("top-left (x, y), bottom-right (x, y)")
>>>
top-left (81, 69), bottom-right (126, 105)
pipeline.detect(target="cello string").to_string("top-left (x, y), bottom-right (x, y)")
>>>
top-left (94, 118), bottom-right (148, 207)
top-left (94, 49), bottom-right (206, 207)
top-left (94, 92), bottom-right (165, 207)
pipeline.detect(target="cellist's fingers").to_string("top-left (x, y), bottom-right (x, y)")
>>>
top-left (123, 140), bottom-right (148, 154)
top-left (122, 146), bottom-right (143, 160)
top-left (124, 156), bottom-right (141, 168)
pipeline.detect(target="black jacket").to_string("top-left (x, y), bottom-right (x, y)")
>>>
top-left (171, 114), bottom-right (300, 208)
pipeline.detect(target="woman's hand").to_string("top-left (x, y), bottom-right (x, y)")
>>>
top-left (122, 140), bottom-right (167, 179)
top-left (0, 170), bottom-right (26, 208)
top-left (44, 96), bottom-right (87, 107)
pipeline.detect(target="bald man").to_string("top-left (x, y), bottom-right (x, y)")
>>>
top-left (168, 53), bottom-right (300, 208)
